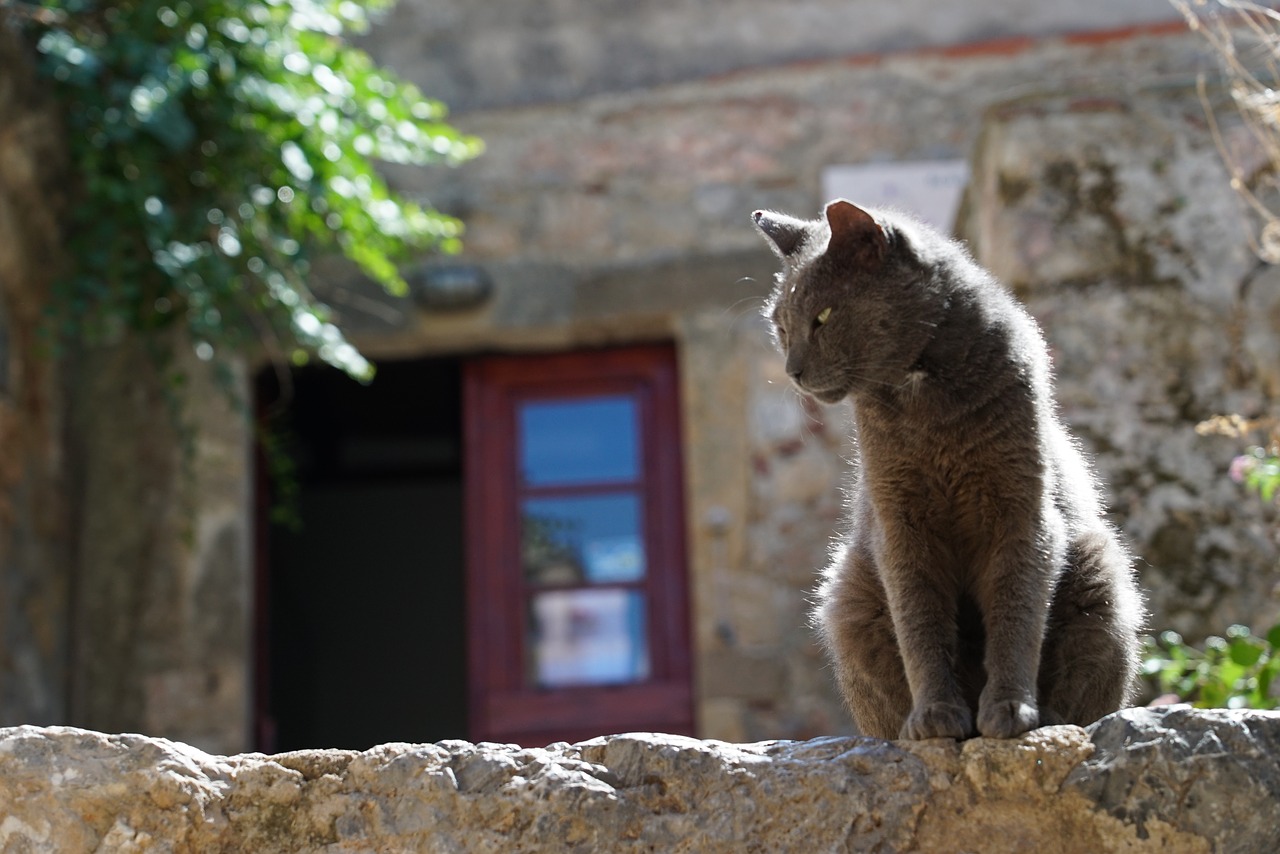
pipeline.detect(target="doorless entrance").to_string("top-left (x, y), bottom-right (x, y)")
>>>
top-left (255, 357), bottom-right (467, 752)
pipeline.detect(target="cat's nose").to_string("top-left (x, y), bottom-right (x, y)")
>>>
top-left (785, 354), bottom-right (805, 381)
top-left (784, 347), bottom-right (806, 381)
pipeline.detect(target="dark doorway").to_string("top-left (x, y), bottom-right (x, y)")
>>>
top-left (255, 357), bottom-right (467, 752)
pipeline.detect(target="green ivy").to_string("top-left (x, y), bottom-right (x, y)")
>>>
top-left (1142, 624), bottom-right (1280, 710)
top-left (11, 0), bottom-right (481, 381)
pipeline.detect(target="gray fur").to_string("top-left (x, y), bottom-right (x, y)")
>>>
top-left (752, 200), bottom-right (1145, 740)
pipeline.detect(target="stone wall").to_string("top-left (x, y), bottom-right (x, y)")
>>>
top-left (60, 341), bottom-right (252, 755)
top-left (369, 0), bottom-right (1178, 110)
top-left (961, 91), bottom-right (1280, 636)
top-left (0, 22), bottom-right (70, 729)
top-left (0, 25), bottom-right (252, 754)
top-left (1, 707), bottom-right (1277, 852)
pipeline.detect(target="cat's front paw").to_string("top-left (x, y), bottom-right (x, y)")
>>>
top-left (976, 694), bottom-right (1039, 738)
top-left (900, 701), bottom-right (973, 740)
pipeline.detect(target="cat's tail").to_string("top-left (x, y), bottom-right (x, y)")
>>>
top-left (1037, 527), bottom-right (1146, 725)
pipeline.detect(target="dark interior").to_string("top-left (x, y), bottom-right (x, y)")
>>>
top-left (255, 357), bottom-right (467, 751)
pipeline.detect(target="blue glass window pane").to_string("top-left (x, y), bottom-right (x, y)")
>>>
top-left (521, 493), bottom-right (646, 585)
top-left (519, 396), bottom-right (638, 486)
top-left (528, 589), bottom-right (649, 688)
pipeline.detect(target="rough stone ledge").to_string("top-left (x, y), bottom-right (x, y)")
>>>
top-left (0, 706), bottom-right (1277, 853)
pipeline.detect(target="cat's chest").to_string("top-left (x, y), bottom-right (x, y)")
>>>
top-left (866, 447), bottom-right (993, 513)
top-left (855, 413), bottom-right (1041, 538)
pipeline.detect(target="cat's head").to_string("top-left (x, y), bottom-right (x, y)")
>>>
top-left (752, 199), bottom-right (937, 403)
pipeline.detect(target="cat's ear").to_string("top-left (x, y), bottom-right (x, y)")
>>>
top-left (824, 200), bottom-right (887, 265)
top-left (752, 210), bottom-right (807, 258)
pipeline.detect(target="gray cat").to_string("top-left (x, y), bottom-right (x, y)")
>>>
top-left (752, 199), bottom-right (1144, 740)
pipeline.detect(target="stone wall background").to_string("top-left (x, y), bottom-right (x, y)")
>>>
top-left (0, 23), bottom-right (252, 754)
top-left (368, 0), bottom-right (1176, 110)
top-left (59, 338), bottom-right (252, 754)
top-left (962, 92), bottom-right (1280, 637)
top-left (0, 22), bottom-right (70, 732)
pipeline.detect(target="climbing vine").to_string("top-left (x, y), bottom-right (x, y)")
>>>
top-left (8, 0), bottom-right (481, 381)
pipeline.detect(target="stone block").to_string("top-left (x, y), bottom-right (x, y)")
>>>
top-left (2, 708), bottom-right (1276, 851)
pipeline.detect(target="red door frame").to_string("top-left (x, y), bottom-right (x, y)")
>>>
top-left (463, 344), bottom-right (693, 746)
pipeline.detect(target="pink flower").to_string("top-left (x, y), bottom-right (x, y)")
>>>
top-left (1229, 455), bottom-right (1256, 484)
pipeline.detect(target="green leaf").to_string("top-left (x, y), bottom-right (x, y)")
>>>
top-left (1258, 661), bottom-right (1279, 708)
top-left (1229, 638), bottom-right (1265, 668)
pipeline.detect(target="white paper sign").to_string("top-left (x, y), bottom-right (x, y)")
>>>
top-left (822, 160), bottom-right (970, 233)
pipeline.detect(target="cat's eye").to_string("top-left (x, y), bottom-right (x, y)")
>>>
top-left (814, 307), bottom-right (832, 327)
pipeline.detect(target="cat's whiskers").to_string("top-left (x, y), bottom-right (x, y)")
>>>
top-left (722, 292), bottom-right (777, 339)
top-left (841, 370), bottom-right (912, 416)
top-left (781, 383), bottom-right (827, 438)
top-left (721, 292), bottom-right (767, 321)
top-left (898, 369), bottom-right (929, 403)
top-left (844, 365), bottom-right (911, 391)
top-left (773, 381), bottom-right (845, 445)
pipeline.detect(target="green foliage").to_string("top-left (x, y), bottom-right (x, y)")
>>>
top-left (13, 0), bottom-right (481, 380)
top-left (1142, 623), bottom-right (1280, 710)
top-left (1175, 422), bottom-right (1280, 707)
